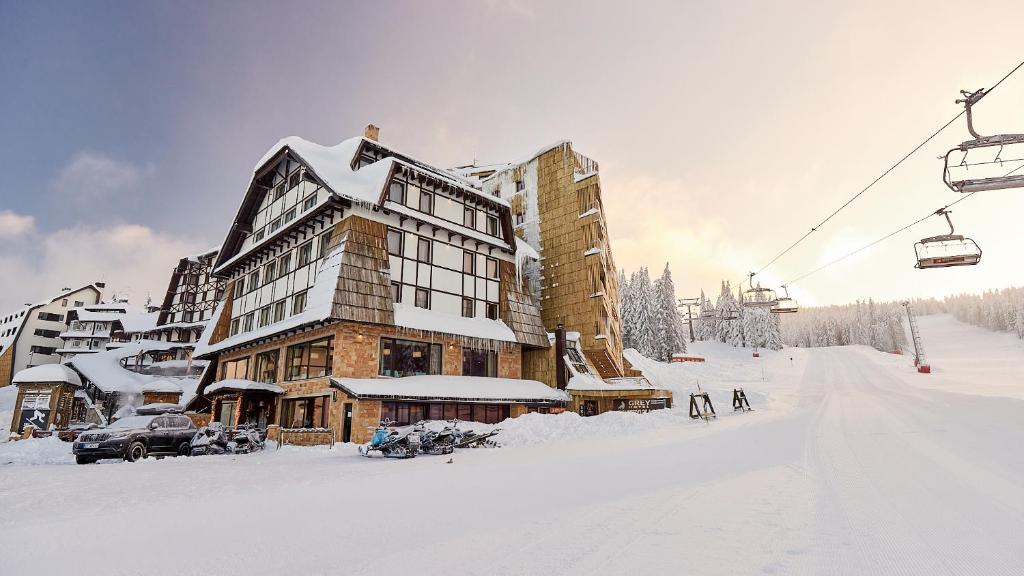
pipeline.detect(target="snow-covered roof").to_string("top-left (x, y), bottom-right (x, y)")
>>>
top-left (330, 375), bottom-right (568, 403)
top-left (135, 403), bottom-right (184, 415)
top-left (205, 379), bottom-right (284, 395)
top-left (120, 311), bottom-right (159, 334)
top-left (567, 374), bottom-right (658, 392)
top-left (195, 238), bottom-right (345, 357)
top-left (69, 342), bottom-right (193, 395)
top-left (143, 379), bottom-right (183, 393)
top-left (256, 136), bottom-right (395, 207)
top-left (393, 303), bottom-right (517, 342)
top-left (12, 364), bottom-right (82, 387)
top-left (73, 310), bottom-right (125, 323)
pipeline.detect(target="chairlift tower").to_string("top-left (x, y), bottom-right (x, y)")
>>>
top-left (902, 301), bottom-right (930, 373)
top-left (678, 297), bottom-right (700, 343)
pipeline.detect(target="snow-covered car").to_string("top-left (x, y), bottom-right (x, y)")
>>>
top-left (57, 422), bottom-right (98, 443)
top-left (73, 414), bottom-right (196, 464)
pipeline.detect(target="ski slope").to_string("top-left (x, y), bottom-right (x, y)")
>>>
top-left (0, 317), bottom-right (1021, 575)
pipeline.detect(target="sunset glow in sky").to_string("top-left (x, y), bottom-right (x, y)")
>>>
top-left (1, 0), bottom-right (1023, 311)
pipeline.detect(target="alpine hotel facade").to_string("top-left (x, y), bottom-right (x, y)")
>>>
top-left (192, 127), bottom-right (558, 444)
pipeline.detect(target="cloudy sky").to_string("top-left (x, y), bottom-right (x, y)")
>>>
top-left (2, 0), bottom-right (1023, 312)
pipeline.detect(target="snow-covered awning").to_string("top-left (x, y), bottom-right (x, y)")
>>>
top-left (330, 375), bottom-right (568, 404)
top-left (567, 374), bottom-right (658, 392)
top-left (12, 364), bottom-right (82, 387)
top-left (393, 303), bottom-right (517, 342)
top-left (205, 379), bottom-right (285, 395)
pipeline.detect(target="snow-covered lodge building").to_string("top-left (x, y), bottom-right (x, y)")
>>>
top-left (191, 126), bottom-right (561, 443)
top-left (0, 284), bottom-right (104, 388)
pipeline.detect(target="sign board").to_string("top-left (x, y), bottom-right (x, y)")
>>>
top-left (613, 398), bottom-right (668, 413)
top-left (18, 408), bottom-right (50, 433)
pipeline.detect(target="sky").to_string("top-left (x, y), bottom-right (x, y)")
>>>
top-left (1, 0), bottom-right (1023, 312)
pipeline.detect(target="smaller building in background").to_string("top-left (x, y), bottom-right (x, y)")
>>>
top-left (0, 284), bottom-right (104, 388)
top-left (57, 302), bottom-right (154, 361)
top-left (151, 248), bottom-right (224, 349)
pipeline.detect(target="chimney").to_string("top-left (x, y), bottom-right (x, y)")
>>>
top-left (363, 124), bottom-right (380, 141)
top-left (555, 324), bottom-right (568, 390)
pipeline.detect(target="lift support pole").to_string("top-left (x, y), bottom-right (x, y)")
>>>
top-left (678, 298), bottom-right (699, 343)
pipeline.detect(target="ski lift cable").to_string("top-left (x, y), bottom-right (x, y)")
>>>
top-left (782, 162), bottom-right (1023, 285)
top-left (749, 59), bottom-right (1024, 280)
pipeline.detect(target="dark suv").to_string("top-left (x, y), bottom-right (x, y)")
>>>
top-left (73, 414), bottom-right (197, 464)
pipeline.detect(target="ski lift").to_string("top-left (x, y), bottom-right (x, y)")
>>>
top-left (943, 88), bottom-right (1024, 193)
top-left (914, 209), bottom-right (982, 269)
top-left (771, 285), bottom-right (799, 314)
top-left (743, 272), bottom-right (777, 308)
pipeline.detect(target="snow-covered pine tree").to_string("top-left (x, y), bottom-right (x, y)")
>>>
top-left (652, 263), bottom-right (686, 360)
top-left (618, 269), bottom-right (637, 350)
top-left (629, 267), bottom-right (657, 357)
top-left (696, 289), bottom-right (714, 341)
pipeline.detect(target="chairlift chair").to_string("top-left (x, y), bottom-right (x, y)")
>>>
top-left (771, 285), bottom-right (799, 314)
top-left (914, 209), bottom-right (982, 269)
top-left (943, 89), bottom-right (1024, 193)
top-left (743, 272), bottom-right (777, 308)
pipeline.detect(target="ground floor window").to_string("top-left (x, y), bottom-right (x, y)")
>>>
top-left (526, 406), bottom-right (567, 415)
top-left (217, 400), bottom-right (237, 427)
top-left (280, 396), bottom-right (329, 429)
top-left (380, 401), bottom-right (510, 425)
top-left (462, 348), bottom-right (498, 377)
top-left (285, 336), bottom-right (333, 380)
top-left (379, 338), bottom-right (442, 377)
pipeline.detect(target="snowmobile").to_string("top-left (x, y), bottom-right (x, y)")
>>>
top-left (358, 420), bottom-right (420, 459)
top-left (190, 422), bottom-right (229, 456)
top-left (230, 424), bottom-right (265, 454)
top-left (446, 420), bottom-right (502, 449)
top-left (415, 421), bottom-right (456, 455)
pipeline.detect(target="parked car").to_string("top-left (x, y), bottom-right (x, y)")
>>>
top-left (58, 422), bottom-right (99, 443)
top-left (73, 414), bottom-right (196, 464)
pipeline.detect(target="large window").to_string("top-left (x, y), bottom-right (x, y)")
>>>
top-left (253, 350), bottom-right (278, 383)
top-left (381, 401), bottom-right (510, 426)
top-left (379, 338), bottom-right (442, 377)
top-left (221, 356), bottom-right (250, 380)
top-left (463, 348), bottom-right (498, 377)
top-left (280, 396), bottom-right (329, 429)
top-left (285, 337), bottom-right (334, 380)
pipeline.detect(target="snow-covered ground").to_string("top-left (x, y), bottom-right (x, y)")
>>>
top-left (0, 315), bottom-right (1021, 575)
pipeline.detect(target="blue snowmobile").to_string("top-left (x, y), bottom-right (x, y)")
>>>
top-left (358, 419), bottom-right (420, 458)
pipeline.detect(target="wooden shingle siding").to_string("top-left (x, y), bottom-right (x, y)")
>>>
top-left (499, 260), bottom-right (548, 348)
top-left (328, 216), bottom-right (395, 326)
